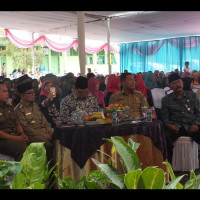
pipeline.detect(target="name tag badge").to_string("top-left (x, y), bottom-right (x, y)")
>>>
top-left (25, 112), bottom-right (32, 116)
top-left (0, 113), bottom-right (2, 116)
top-left (31, 120), bottom-right (35, 124)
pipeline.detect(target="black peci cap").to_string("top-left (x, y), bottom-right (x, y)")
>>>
top-left (168, 73), bottom-right (181, 84)
top-left (17, 81), bottom-right (33, 93)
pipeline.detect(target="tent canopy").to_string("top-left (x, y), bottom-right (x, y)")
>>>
top-left (1, 11), bottom-right (200, 44)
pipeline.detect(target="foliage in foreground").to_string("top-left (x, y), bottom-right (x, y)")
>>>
top-left (57, 136), bottom-right (200, 189)
top-left (0, 142), bottom-right (57, 189)
top-left (2, 137), bottom-right (200, 189)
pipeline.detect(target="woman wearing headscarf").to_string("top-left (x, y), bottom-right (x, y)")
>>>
top-left (38, 79), bottom-right (61, 127)
top-left (144, 71), bottom-right (157, 89)
top-left (104, 74), bottom-right (121, 107)
top-left (134, 74), bottom-right (148, 99)
top-left (59, 81), bottom-right (75, 100)
top-left (88, 77), bottom-right (105, 109)
top-left (135, 73), bottom-right (154, 107)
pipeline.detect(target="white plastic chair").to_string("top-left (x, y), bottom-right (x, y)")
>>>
top-left (172, 137), bottom-right (199, 172)
top-left (151, 88), bottom-right (166, 109)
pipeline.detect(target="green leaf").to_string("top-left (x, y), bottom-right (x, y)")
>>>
top-left (185, 175), bottom-right (200, 189)
top-left (137, 167), bottom-right (165, 189)
top-left (6, 161), bottom-right (22, 176)
top-left (92, 159), bottom-right (125, 189)
top-left (11, 173), bottom-right (26, 189)
top-left (0, 161), bottom-right (9, 178)
top-left (111, 136), bottom-right (141, 172)
top-left (20, 142), bottom-right (47, 186)
top-left (127, 138), bottom-right (140, 153)
top-left (163, 162), bottom-right (183, 189)
top-left (184, 179), bottom-right (197, 189)
top-left (163, 162), bottom-right (176, 180)
top-left (61, 176), bottom-right (75, 189)
top-left (164, 175), bottom-right (185, 189)
top-left (189, 170), bottom-right (196, 180)
top-left (124, 169), bottom-right (142, 189)
top-left (31, 182), bottom-right (45, 189)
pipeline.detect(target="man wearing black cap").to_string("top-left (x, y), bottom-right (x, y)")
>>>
top-left (161, 72), bottom-right (200, 163)
top-left (60, 76), bottom-right (100, 123)
top-left (14, 81), bottom-right (54, 162)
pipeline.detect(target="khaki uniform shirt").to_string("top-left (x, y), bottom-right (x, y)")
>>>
top-left (109, 89), bottom-right (149, 118)
top-left (0, 102), bottom-right (19, 134)
top-left (14, 100), bottom-right (52, 136)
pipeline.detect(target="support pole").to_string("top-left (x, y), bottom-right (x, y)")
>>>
top-left (77, 11), bottom-right (86, 76)
top-left (32, 32), bottom-right (35, 78)
top-left (107, 17), bottom-right (111, 74)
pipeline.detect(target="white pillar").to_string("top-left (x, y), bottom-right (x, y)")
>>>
top-left (107, 18), bottom-right (111, 74)
top-left (77, 11), bottom-right (86, 76)
top-left (32, 32), bottom-right (35, 78)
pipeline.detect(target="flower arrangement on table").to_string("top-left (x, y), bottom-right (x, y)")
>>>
top-left (104, 104), bottom-right (130, 119)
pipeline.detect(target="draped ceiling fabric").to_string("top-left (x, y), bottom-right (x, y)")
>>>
top-left (120, 36), bottom-right (200, 74)
top-left (5, 29), bottom-right (118, 54)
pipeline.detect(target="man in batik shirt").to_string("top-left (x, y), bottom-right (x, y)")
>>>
top-left (60, 76), bottom-right (100, 124)
top-left (161, 72), bottom-right (200, 163)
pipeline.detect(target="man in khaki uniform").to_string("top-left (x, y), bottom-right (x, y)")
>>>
top-left (14, 81), bottom-right (53, 162)
top-left (109, 73), bottom-right (149, 118)
top-left (0, 82), bottom-right (28, 161)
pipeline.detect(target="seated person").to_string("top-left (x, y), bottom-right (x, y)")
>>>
top-left (59, 81), bottom-right (75, 100)
top-left (14, 81), bottom-right (54, 163)
top-left (88, 77), bottom-right (105, 109)
top-left (104, 74), bottom-right (121, 107)
top-left (38, 79), bottom-right (61, 128)
top-left (161, 73), bottom-right (200, 163)
top-left (0, 82), bottom-right (28, 161)
top-left (60, 76), bottom-right (100, 124)
top-left (109, 73), bottom-right (149, 118)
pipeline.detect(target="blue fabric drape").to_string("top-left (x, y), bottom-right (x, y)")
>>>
top-left (120, 36), bottom-right (200, 73)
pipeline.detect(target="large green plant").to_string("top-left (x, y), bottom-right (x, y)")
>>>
top-left (57, 136), bottom-right (200, 189)
top-left (0, 142), bottom-right (58, 189)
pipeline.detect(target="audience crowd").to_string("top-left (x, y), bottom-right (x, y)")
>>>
top-left (1, 61), bottom-right (200, 169)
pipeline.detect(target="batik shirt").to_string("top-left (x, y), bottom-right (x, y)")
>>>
top-left (161, 90), bottom-right (200, 131)
top-left (60, 92), bottom-right (100, 123)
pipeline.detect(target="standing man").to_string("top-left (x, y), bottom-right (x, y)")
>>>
top-left (161, 73), bottom-right (200, 163)
top-left (109, 73), bottom-right (149, 118)
top-left (1, 63), bottom-right (6, 77)
top-left (183, 61), bottom-right (191, 74)
top-left (0, 82), bottom-right (28, 161)
top-left (14, 81), bottom-right (54, 163)
top-left (39, 63), bottom-right (46, 76)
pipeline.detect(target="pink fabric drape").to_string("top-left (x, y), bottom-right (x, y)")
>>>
top-left (5, 29), bottom-right (117, 54)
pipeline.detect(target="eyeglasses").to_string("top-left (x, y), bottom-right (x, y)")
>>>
top-left (24, 91), bottom-right (35, 95)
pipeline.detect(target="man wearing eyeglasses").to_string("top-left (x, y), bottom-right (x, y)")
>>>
top-left (14, 81), bottom-right (53, 163)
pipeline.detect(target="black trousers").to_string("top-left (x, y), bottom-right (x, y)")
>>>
top-left (164, 126), bottom-right (200, 164)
